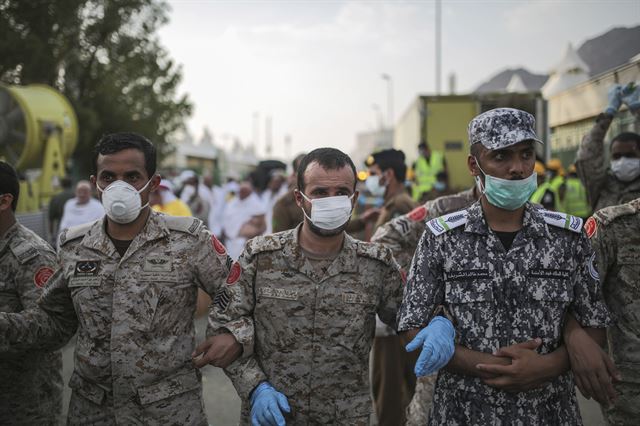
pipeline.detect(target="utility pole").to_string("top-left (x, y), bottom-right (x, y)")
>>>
top-left (381, 73), bottom-right (393, 128)
top-left (435, 0), bottom-right (442, 95)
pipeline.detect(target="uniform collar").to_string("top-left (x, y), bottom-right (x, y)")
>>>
top-left (81, 210), bottom-right (169, 260)
top-left (464, 201), bottom-right (549, 240)
top-left (283, 223), bottom-right (358, 283)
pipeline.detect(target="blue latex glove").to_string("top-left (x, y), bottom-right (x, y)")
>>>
top-left (621, 82), bottom-right (640, 112)
top-left (406, 316), bottom-right (455, 377)
top-left (604, 84), bottom-right (623, 116)
top-left (250, 381), bottom-right (290, 426)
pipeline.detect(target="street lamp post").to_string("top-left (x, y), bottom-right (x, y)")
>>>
top-left (381, 73), bottom-right (393, 129)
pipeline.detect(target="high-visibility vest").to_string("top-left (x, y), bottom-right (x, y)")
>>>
top-left (530, 181), bottom-right (553, 205)
top-left (563, 177), bottom-right (592, 218)
top-left (412, 151), bottom-right (445, 200)
top-left (549, 175), bottom-right (566, 212)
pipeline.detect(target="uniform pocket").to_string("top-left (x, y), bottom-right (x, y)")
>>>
top-left (137, 370), bottom-right (201, 405)
top-left (68, 371), bottom-right (107, 406)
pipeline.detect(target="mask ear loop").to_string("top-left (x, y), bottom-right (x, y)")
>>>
top-left (472, 156), bottom-right (487, 202)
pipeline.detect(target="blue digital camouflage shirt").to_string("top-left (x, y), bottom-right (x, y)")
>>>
top-left (397, 201), bottom-right (611, 425)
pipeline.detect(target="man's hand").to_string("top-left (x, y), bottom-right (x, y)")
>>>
top-left (406, 316), bottom-right (456, 377)
top-left (251, 382), bottom-right (290, 426)
top-left (564, 323), bottom-right (620, 407)
top-left (360, 207), bottom-right (381, 223)
top-left (476, 339), bottom-right (552, 393)
top-left (192, 332), bottom-right (242, 368)
top-left (604, 84), bottom-right (623, 116)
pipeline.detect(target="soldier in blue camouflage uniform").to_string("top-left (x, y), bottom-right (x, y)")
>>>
top-left (398, 108), bottom-right (612, 425)
top-left (587, 197), bottom-right (640, 425)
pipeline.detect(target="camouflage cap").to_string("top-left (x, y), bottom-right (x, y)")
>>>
top-left (468, 108), bottom-right (543, 150)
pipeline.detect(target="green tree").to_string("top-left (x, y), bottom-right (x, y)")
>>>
top-left (0, 0), bottom-right (191, 176)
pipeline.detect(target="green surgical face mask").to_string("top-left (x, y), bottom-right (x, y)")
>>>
top-left (474, 157), bottom-right (537, 210)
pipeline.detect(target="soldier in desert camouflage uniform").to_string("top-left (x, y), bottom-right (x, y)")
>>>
top-left (576, 83), bottom-right (640, 211)
top-left (0, 134), bottom-right (247, 425)
top-left (208, 148), bottom-right (454, 425)
top-left (0, 161), bottom-right (63, 425)
top-left (587, 197), bottom-right (640, 425)
top-left (398, 108), bottom-right (612, 425)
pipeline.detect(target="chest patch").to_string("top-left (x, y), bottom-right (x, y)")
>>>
top-left (529, 268), bottom-right (570, 279)
top-left (342, 292), bottom-right (375, 305)
top-left (75, 260), bottom-right (100, 276)
top-left (445, 269), bottom-right (491, 281)
top-left (258, 287), bottom-right (298, 301)
top-left (143, 256), bottom-right (172, 272)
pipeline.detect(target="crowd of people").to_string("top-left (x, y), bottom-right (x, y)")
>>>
top-left (0, 82), bottom-right (638, 426)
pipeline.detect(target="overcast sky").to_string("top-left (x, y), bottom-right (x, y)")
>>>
top-left (158, 0), bottom-right (640, 160)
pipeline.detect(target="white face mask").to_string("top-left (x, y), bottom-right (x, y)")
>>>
top-left (300, 192), bottom-right (354, 231)
top-left (611, 157), bottom-right (640, 182)
top-left (97, 179), bottom-right (151, 224)
top-left (365, 175), bottom-right (386, 197)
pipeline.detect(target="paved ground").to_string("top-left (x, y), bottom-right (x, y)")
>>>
top-left (60, 317), bottom-right (604, 425)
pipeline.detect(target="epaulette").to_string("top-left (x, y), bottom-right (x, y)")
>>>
top-left (164, 215), bottom-right (203, 235)
top-left (247, 234), bottom-right (283, 254)
top-left (355, 241), bottom-right (394, 266)
top-left (540, 209), bottom-right (583, 233)
top-left (59, 221), bottom-right (94, 247)
top-left (593, 203), bottom-right (636, 226)
top-left (425, 209), bottom-right (468, 236)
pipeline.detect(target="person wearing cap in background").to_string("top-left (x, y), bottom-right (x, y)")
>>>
top-left (0, 161), bottom-right (63, 424)
top-left (261, 169), bottom-right (288, 234)
top-left (586, 196), bottom-right (640, 425)
top-left (364, 148), bottom-right (419, 426)
top-left (398, 108), bottom-right (615, 425)
top-left (576, 82), bottom-right (640, 211)
top-left (272, 154), bottom-right (307, 233)
top-left (412, 140), bottom-right (447, 202)
top-left (563, 164), bottom-right (592, 219)
top-left (422, 171), bottom-right (456, 202)
top-left (530, 161), bottom-right (557, 211)
top-left (151, 178), bottom-right (192, 217)
top-left (545, 158), bottom-right (566, 212)
top-left (179, 169), bottom-right (210, 226)
top-left (58, 180), bottom-right (105, 239)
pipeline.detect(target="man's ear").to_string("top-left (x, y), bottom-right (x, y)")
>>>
top-left (293, 189), bottom-right (303, 208)
top-left (467, 155), bottom-right (480, 178)
top-left (148, 174), bottom-right (161, 193)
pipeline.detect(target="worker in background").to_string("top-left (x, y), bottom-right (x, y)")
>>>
top-left (58, 180), bottom-right (105, 238)
top-left (48, 176), bottom-right (74, 242)
top-left (576, 82), bottom-right (640, 210)
top-left (151, 179), bottom-right (192, 217)
top-left (365, 149), bottom-right (418, 426)
top-left (563, 164), bottom-right (592, 219)
top-left (530, 161), bottom-right (557, 210)
top-left (412, 140), bottom-right (446, 202)
top-left (546, 158), bottom-right (566, 212)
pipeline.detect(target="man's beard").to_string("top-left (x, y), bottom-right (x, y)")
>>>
top-left (306, 217), bottom-right (349, 237)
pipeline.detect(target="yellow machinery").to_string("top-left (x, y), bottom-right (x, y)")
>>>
top-left (0, 84), bottom-right (78, 212)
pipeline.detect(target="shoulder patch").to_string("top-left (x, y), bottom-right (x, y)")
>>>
top-left (356, 241), bottom-right (394, 265)
top-left (593, 203), bottom-right (636, 226)
top-left (425, 209), bottom-right (468, 236)
top-left (584, 216), bottom-right (598, 239)
top-left (407, 205), bottom-right (428, 222)
top-left (541, 209), bottom-right (583, 233)
top-left (60, 221), bottom-right (94, 246)
top-left (164, 215), bottom-right (202, 235)
top-left (247, 234), bottom-right (282, 254)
